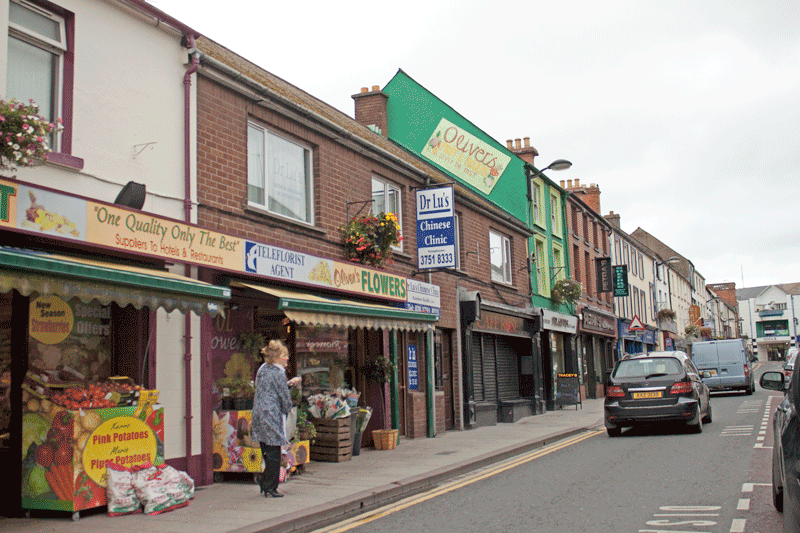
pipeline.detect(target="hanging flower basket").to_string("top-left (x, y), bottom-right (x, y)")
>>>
top-left (551, 278), bottom-right (581, 306)
top-left (684, 324), bottom-right (700, 338)
top-left (0, 99), bottom-right (62, 172)
top-left (657, 308), bottom-right (677, 322)
top-left (340, 212), bottom-right (402, 268)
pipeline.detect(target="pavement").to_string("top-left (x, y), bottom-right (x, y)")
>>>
top-left (1, 398), bottom-right (605, 533)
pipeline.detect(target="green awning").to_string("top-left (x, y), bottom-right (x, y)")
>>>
top-left (232, 282), bottom-right (437, 332)
top-left (0, 248), bottom-right (230, 316)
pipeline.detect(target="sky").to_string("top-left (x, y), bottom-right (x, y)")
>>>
top-left (151, 0), bottom-right (800, 289)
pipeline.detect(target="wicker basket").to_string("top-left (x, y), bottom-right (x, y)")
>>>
top-left (372, 429), bottom-right (398, 450)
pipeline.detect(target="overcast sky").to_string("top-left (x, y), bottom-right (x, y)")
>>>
top-left (151, 0), bottom-right (799, 289)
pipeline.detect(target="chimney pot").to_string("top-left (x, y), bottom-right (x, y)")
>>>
top-left (515, 138), bottom-right (521, 150)
top-left (575, 178), bottom-right (580, 187)
top-left (371, 85), bottom-right (380, 92)
top-left (567, 179), bottom-right (573, 188)
top-left (360, 87), bottom-right (368, 93)
top-left (523, 137), bottom-right (530, 148)
top-left (560, 180), bottom-right (565, 187)
top-left (506, 140), bottom-right (514, 150)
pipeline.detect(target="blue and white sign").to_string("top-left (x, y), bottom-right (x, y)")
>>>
top-left (405, 279), bottom-right (441, 317)
top-left (407, 345), bottom-right (418, 390)
top-left (416, 186), bottom-right (455, 269)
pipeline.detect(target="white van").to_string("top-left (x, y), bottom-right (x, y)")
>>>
top-left (691, 339), bottom-right (755, 395)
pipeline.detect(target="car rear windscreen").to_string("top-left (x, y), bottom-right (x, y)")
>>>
top-left (614, 358), bottom-right (682, 379)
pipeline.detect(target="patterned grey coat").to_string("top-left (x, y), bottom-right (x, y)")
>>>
top-left (251, 363), bottom-right (292, 446)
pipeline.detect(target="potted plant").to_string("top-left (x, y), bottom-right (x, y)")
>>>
top-left (294, 408), bottom-right (316, 442)
top-left (550, 278), bottom-right (581, 307)
top-left (340, 212), bottom-right (402, 268)
top-left (685, 324), bottom-right (700, 338)
top-left (0, 99), bottom-right (62, 173)
top-left (360, 356), bottom-right (397, 449)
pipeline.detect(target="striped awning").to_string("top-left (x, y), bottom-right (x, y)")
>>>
top-left (0, 247), bottom-right (230, 316)
top-left (231, 282), bottom-right (436, 332)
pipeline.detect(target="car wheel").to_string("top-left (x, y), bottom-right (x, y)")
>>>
top-left (702, 400), bottom-right (712, 424)
top-left (607, 427), bottom-right (622, 437)
top-left (746, 383), bottom-right (754, 395)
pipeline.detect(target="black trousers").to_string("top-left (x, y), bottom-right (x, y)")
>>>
top-left (259, 443), bottom-right (281, 492)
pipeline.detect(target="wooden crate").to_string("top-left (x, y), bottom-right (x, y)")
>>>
top-left (310, 417), bottom-right (352, 462)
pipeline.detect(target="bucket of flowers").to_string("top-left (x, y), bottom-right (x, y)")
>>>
top-left (340, 212), bottom-right (402, 268)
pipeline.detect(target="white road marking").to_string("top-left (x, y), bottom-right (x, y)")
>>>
top-left (730, 518), bottom-right (746, 532)
top-left (742, 482), bottom-right (771, 492)
top-left (736, 498), bottom-right (750, 510)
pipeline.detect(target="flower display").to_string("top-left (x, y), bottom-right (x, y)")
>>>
top-left (0, 99), bottom-right (62, 172)
top-left (551, 278), bottom-right (582, 306)
top-left (340, 212), bottom-right (402, 268)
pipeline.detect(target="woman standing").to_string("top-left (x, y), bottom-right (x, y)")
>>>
top-left (252, 339), bottom-right (300, 498)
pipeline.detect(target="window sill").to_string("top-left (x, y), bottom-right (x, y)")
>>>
top-left (45, 152), bottom-right (84, 171)
top-left (243, 204), bottom-right (326, 236)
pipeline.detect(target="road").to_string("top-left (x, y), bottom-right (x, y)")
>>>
top-left (313, 361), bottom-right (785, 533)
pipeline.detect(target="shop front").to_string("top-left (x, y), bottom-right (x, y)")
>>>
top-left (618, 319), bottom-right (657, 356)
top-left (200, 243), bottom-right (440, 483)
top-left (541, 309), bottom-right (578, 411)
top-left (0, 248), bottom-right (229, 518)
top-left (462, 305), bottom-right (541, 427)
top-left (578, 307), bottom-right (617, 399)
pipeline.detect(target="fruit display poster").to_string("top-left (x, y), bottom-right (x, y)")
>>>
top-left (21, 403), bottom-right (164, 512)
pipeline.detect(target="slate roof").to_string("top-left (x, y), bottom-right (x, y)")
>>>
top-left (736, 283), bottom-right (800, 300)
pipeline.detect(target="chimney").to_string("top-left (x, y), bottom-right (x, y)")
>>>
top-left (604, 211), bottom-right (620, 228)
top-left (574, 178), bottom-right (580, 187)
top-left (352, 85), bottom-right (388, 137)
top-left (567, 179), bottom-right (573, 188)
top-left (579, 182), bottom-right (602, 214)
top-left (508, 134), bottom-right (538, 165)
top-left (560, 180), bottom-right (565, 188)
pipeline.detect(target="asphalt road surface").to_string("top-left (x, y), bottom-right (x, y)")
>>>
top-left (314, 361), bottom-right (786, 533)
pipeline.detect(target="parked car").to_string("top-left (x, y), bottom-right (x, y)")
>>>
top-left (691, 339), bottom-right (755, 395)
top-left (785, 347), bottom-right (799, 386)
top-left (760, 369), bottom-right (800, 532)
top-left (605, 351), bottom-right (712, 437)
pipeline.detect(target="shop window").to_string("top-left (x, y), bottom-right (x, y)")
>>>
top-left (371, 176), bottom-right (402, 251)
top-left (247, 122), bottom-right (314, 225)
top-left (295, 325), bottom-right (349, 393)
top-left (8, 0), bottom-right (73, 155)
top-left (489, 230), bottom-right (512, 284)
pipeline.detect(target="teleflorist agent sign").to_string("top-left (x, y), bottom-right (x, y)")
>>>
top-left (416, 186), bottom-right (455, 269)
top-left (421, 118), bottom-right (510, 195)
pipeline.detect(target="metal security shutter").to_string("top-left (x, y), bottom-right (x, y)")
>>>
top-left (472, 333), bottom-right (484, 401)
top-left (483, 334), bottom-right (497, 403)
top-left (496, 336), bottom-right (519, 400)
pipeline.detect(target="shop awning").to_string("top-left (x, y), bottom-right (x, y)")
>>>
top-left (0, 248), bottom-right (230, 316)
top-left (231, 282), bottom-right (437, 332)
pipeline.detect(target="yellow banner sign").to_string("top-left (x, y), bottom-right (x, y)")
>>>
top-left (86, 202), bottom-right (244, 271)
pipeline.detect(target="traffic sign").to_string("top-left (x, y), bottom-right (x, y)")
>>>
top-left (629, 315), bottom-right (645, 331)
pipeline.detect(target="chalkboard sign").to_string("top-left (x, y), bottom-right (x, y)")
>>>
top-left (555, 373), bottom-right (582, 409)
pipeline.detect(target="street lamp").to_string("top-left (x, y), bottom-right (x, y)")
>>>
top-left (525, 159), bottom-right (573, 182)
top-left (655, 256), bottom-right (680, 318)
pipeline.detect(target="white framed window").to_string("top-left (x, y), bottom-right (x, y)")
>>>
top-left (489, 231), bottom-right (511, 284)
top-left (535, 238), bottom-right (548, 295)
top-left (247, 122), bottom-right (314, 224)
top-left (371, 176), bottom-right (402, 250)
top-left (532, 179), bottom-right (543, 226)
top-left (8, 0), bottom-right (66, 150)
top-left (550, 192), bottom-right (561, 236)
top-left (552, 245), bottom-right (564, 282)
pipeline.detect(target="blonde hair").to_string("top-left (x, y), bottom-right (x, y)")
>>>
top-left (261, 339), bottom-right (288, 364)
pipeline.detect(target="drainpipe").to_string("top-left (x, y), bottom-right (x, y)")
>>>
top-left (183, 35), bottom-right (200, 469)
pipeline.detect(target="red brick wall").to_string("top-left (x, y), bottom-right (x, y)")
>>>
top-left (406, 391), bottom-right (427, 438)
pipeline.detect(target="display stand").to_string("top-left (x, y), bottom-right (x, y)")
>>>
top-left (309, 417), bottom-right (351, 462)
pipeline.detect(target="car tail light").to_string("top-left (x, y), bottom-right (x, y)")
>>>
top-left (670, 381), bottom-right (693, 395)
top-left (744, 363), bottom-right (750, 378)
top-left (607, 385), bottom-right (625, 398)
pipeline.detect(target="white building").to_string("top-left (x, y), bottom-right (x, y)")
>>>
top-left (737, 283), bottom-right (800, 361)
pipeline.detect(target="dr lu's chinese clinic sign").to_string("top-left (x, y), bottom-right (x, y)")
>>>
top-left (416, 186), bottom-right (455, 269)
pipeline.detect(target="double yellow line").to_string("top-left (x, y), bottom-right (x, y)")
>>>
top-left (316, 429), bottom-right (603, 532)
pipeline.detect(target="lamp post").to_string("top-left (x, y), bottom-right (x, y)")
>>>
top-left (655, 256), bottom-right (680, 312)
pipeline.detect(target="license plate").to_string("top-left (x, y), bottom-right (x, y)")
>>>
top-left (633, 391), bottom-right (662, 399)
